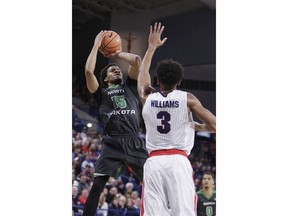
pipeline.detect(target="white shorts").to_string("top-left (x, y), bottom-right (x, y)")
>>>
top-left (141, 149), bottom-right (197, 216)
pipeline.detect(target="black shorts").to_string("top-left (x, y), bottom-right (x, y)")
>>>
top-left (94, 135), bottom-right (148, 180)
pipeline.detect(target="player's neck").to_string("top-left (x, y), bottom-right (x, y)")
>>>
top-left (107, 83), bottom-right (120, 89)
top-left (203, 188), bottom-right (213, 196)
top-left (160, 86), bottom-right (177, 96)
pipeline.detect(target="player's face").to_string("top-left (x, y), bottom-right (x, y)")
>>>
top-left (202, 174), bottom-right (215, 189)
top-left (106, 66), bottom-right (123, 85)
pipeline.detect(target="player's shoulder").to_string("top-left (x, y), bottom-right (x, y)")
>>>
top-left (173, 89), bottom-right (187, 94)
top-left (186, 91), bottom-right (196, 98)
top-left (196, 190), bottom-right (204, 195)
top-left (169, 89), bottom-right (188, 98)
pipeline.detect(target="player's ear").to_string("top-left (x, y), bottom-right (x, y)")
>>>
top-left (177, 80), bottom-right (182, 86)
top-left (104, 77), bottom-right (108, 82)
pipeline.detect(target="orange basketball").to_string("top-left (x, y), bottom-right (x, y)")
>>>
top-left (99, 31), bottom-right (122, 56)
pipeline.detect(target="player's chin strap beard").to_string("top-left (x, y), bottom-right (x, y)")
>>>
top-left (111, 78), bottom-right (122, 85)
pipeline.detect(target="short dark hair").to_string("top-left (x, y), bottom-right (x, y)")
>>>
top-left (156, 59), bottom-right (183, 89)
top-left (100, 63), bottom-right (117, 88)
top-left (202, 172), bottom-right (215, 181)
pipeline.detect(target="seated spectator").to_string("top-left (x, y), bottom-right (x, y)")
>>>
top-left (78, 188), bottom-right (89, 206)
top-left (108, 196), bottom-right (120, 216)
top-left (131, 191), bottom-right (139, 201)
top-left (77, 173), bottom-right (89, 195)
top-left (125, 182), bottom-right (134, 194)
top-left (126, 197), bottom-right (139, 216)
top-left (106, 186), bottom-right (118, 204)
top-left (84, 164), bottom-right (94, 184)
top-left (72, 186), bottom-right (79, 205)
top-left (124, 191), bottom-right (132, 200)
top-left (81, 139), bottom-right (90, 154)
top-left (72, 157), bottom-right (82, 179)
top-left (97, 192), bottom-right (108, 216)
top-left (81, 154), bottom-right (94, 171)
top-left (103, 187), bottom-right (109, 197)
top-left (118, 195), bottom-right (127, 212)
top-left (133, 197), bottom-right (141, 209)
top-left (117, 180), bottom-right (125, 195)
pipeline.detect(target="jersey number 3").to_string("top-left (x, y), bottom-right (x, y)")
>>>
top-left (157, 111), bottom-right (171, 134)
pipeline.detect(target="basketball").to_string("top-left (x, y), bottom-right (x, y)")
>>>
top-left (99, 31), bottom-right (122, 56)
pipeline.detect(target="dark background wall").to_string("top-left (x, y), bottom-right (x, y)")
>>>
top-left (72, 4), bottom-right (216, 115)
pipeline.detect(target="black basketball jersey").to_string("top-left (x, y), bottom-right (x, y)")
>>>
top-left (197, 190), bottom-right (216, 216)
top-left (95, 76), bottom-right (141, 136)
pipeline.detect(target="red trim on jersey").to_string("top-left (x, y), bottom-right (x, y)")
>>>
top-left (149, 149), bottom-right (188, 157)
top-left (140, 181), bottom-right (145, 216)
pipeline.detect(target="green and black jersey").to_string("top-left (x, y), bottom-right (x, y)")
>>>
top-left (197, 190), bottom-right (216, 216)
top-left (95, 76), bottom-right (141, 136)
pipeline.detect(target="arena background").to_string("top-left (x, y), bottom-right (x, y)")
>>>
top-left (1, 1), bottom-right (288, 216)
top-left (72, 1), bottom-right (216, 215)
top-left (73, 0), bottom-right (216, 118)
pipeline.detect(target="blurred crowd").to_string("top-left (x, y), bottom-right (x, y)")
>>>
top-left (72, 107), bottom-right (216, 216)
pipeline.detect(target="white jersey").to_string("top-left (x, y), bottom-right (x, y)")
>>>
top-left (142, 90), bottom-right (195, 154)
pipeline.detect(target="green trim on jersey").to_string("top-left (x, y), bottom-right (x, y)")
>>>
top-left (197, 189), bottom-right (216, 200)
top-left (107, 84), bottom-right (120, 89)
top-left (94, 173), bottom-right (108, 178)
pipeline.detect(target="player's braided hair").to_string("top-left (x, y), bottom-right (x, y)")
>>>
top-left (100, 63), bottom-right (117, 88)
top-left (156, 59), bottom-right (183, 89)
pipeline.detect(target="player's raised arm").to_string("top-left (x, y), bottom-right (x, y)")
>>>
top-left (137, 22), bottom-right (167, 104)
top-left (85, 30), bottom-right (106, 93)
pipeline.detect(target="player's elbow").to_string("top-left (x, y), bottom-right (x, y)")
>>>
top-left (87, 87), bottom-right (96, 94)
top-left (133, 55), bottom-right (141, 67)
top-left (85, 66), bottom-right (95, 75)
top-left (85, 79), bottom-right (99, 93)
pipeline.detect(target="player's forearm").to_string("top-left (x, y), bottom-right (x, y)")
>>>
top-left (137, 46), bottom-right (156, 90)
top-left (85, 44), bottom-right (98, 75)
top-left (197, 113), bottom-right (216, 133)
top-left (116, 52), bottom-right (140, 66)
top-left (202, 110), bottom-right (216, 132)
top-left (194, 122), bottom-right (215, 133)
top-left (137, 46), bottom-right (157, 103)
top-left (85, 45), bottom-right (100, 93)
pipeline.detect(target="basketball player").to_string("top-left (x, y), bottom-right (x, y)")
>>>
top-left (137, 22), bottom-right (216, 216)
top-left (197, 172), bottom-right (216, 216)
top-left (82, 30), bottom-right (148, 216)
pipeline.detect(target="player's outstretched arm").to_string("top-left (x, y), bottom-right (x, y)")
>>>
top-left (137, 22), bottom-right (167, 104)
top-left (85, 30), bottom-right (106, 93)
top-left (188, 93), bottom-right (216, 133)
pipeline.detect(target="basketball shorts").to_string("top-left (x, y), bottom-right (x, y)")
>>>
top-left (141, 150), bottom-right (197, 216)
top-left (94, 134), bottom-right (148, 180)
